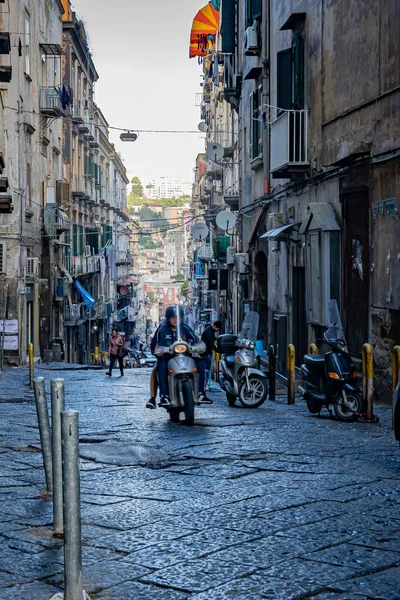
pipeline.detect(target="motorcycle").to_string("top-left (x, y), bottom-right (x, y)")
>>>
top-left (298, 300), bottom-right (362, 422)
top-left (155, 311), bottom-right (205, 425)
top-left (218, 311), bottom-right (269, 408)
top-left (130, 349), bottom-right (146, 368)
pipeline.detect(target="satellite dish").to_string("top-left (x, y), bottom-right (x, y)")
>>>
top-left (216, 210), bottom-right (237, 231)
top-left (198, 121), bottom-right (208, 132)
top-left (191, 222), bottom-right (209, 241)
top-left (206, 142), bottom-right (224, 162)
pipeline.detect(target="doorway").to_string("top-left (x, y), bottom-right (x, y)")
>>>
top-left (292, 267), bottom-right (307, 365)
top-left (342, 190), bottom-right (369, 354)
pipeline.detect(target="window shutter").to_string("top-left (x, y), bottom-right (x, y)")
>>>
top-left (0, 241), bottom-right (6, 273)
top-left (251, 0), bottom-right (262, 20)
top-left (277, 48), bottom-right (293, 110)
top-left (293, 32), bottom-right (304, 109)
top-left (221, 0), bottom-right (236, 54)
top-left (72, 224), bottom-right (78, 256)
top-left (79, 225), bottom-right (85, 254)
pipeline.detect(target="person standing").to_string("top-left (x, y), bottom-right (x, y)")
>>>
top-left (106, 328), bottom-right (124, 377)
top-left (201, 320), bottom-right (222, 383)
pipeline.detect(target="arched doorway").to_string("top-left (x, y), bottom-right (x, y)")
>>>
top-left (253, 251), bottom-right (268, 346)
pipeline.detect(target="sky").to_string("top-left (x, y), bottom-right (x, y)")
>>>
top-left (71, 0), bottom-right (206, 187)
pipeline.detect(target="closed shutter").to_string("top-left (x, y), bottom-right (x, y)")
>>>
top-left (72, 224), bottom-right (78, 256)
top-left (79, 225), bottom-right (85, 254)
top-left (221, 0), bottom-right (236, 54)
top-left (251, 0), bottom-right (262, 20)
top-left (277, 48), bottom-right (293, 110)
top-left (293, 32), bottom-right (304, 109)
top-left (0, 241), bottom-right (6, 273)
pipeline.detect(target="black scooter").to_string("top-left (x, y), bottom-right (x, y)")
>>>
top-left (298, 301), bottom-right (362, 422)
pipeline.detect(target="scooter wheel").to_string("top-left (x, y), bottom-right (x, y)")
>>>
top-left (334, 391), bottom-right (362, 422)
top-left (306, 398), bottom-right (320, 414)
top-left (238, 375), bottom-right (268, 408)
top-left (226, 392), bottom-right (236, 407)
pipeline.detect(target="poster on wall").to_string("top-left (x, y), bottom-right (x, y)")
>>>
top-left (3, 335), bottom-right (19, 351)
top-left (0, 319), bottom-right (18, 334)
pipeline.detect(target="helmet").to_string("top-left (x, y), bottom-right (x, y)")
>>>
top-left (165, 305), bottom-right (184, 321)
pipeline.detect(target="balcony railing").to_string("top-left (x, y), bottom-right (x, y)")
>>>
top-left (64, 303), bottom-right (82, 324)
top-left (40, 87), bottom-right (65, 118)
top-left (197, 243), bottom-right (213, 260)
top-left (270, 110), bottom-right (308, 176)
top-left (69, 255), bottom-right (100, 276)
top-left (71, 175), bottom-right (87, 196)
top-left (71, 100), bottom-right (84, 122)
top-left (115, 251), bottom-right (133, 266)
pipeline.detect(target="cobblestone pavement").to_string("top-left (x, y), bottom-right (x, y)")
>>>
top-left (0, 366), bottom-right (399, 599)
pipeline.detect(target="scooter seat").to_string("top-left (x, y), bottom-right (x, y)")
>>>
top-left (225, 354), bottom-right (236, 367)
top-left (304, 354), bottom-right (325, 368)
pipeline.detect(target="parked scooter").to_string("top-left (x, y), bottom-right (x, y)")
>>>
top-left (298, 300), bottom-right (362, 422)
top-left (218, 311), bottom-right (268, 408)
top-left (155, 309), bottom-right (205, 425)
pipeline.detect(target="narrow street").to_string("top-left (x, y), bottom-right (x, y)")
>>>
top-left (1, 366), bottom-right (399, 599)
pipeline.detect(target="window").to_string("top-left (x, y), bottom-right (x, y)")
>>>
top-left (25, 11), bottom-right (30, 76)
top-left (246, 0), bottom-right (262, 26)
top-left (0, 241), bottom-right (6, 273)
top-left (250, 86), bottom-right (263, 160)
top-left (26, 163), bottom-right (32, 206)
top-left (277, 32), bottom-right (304, 111)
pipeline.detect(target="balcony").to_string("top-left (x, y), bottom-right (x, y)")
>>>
top-left (270, 110), bottom-right (309, 177)
top-left (40, 87), bottom-right (65, 118)
top-left (71, 175), bottom-right (87, 197)
top-left (88, 123), bottom-right (99, 148)
top-left (197, 243), bottom-right (214, 261)
top-left (116, 251), bottom-right (133, 266)
top-left (69, 255), bottom-right (100, 277)
top-left (64, 303), bottom-right (83, 325)
top-left (71, 101), bottom-right (84, 123)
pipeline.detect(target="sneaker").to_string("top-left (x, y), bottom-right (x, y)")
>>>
top-left (198, 394), bottom-right (213, 405)
top-left (159, 395), bottom-right (171, 407)
top-left (146, 397), bottom-right (156, 410)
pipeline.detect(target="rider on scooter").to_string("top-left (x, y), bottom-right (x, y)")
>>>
top-left (150, 306), bottom-right (212, 408)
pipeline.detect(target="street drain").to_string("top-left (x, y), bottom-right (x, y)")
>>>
top-left (79, 438), bottom-right (107, 444)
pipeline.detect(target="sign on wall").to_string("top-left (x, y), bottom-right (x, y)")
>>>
top-left (0, 319), bottom-right (18, 334)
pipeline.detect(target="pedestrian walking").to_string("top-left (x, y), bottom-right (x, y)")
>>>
top-left (106, 328), bottom-right (125, 377)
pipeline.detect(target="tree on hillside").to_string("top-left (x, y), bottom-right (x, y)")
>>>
top-left (131, 176), bottom-right (144, 198)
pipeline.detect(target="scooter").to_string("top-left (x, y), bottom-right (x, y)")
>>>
top-left (218, 311), bottom-right (268, 408)
top-left (298, 300), bottom-right (362, 422)
top-left (155, 311), bottom-right (206, 425)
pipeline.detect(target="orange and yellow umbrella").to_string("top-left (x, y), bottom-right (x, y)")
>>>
top-left (189, 2), bottom-right (220, 59)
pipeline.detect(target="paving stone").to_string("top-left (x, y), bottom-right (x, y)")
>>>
top-left (305, 542), bottom-right (400, 574)
top-left (343, 566), bottom-right (400, 599)
top-left (0, 581), bottom-right (62, 599)
top-left (262, 558), bottom-right (360, 585)
top-left (94, 580), bottom-right (189, 599)
top-left (140, 557), bottom-right (257, 593)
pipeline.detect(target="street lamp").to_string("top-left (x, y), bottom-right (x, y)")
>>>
top-left (120, 132), bottom-right (138, 142)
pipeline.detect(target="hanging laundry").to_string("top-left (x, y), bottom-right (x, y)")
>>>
top-left (68, 86), bottom-right (74, 106)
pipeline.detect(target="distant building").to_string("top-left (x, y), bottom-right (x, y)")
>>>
top-left (145, 177), bottom-right (192, 199)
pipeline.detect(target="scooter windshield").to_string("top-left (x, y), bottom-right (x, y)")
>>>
top-left (325, 299), bottom-right (346, 342)
top-left (239, 311), bottom-right (259, 341)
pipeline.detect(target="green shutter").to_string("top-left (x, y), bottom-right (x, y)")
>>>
top-left (79, 225), bottom-right (85, 254)
top-left (251, 0), bottom-right (262, 20)
top-left (293, 32), bottom-right (304, 109)
top-left (72, 224), bottom-right (78, 256)
top-left (221, 0), bottom-right (235, 54)
top-left (277, 48), bottom-right (293, 110)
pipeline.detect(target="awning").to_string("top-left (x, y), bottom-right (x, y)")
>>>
top-left (299, 203), bottom-right (340, 234)
top-left (260, 222), bottom-right (300, 240)
top-left (189, 2), bottom-right (220, 58)
top-left (73, 281), bottom-right (96, 308)
top-left (40, 43), bottom-right (62, 56)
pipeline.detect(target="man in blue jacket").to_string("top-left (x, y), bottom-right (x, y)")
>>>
top-left (152, 306), bottom-right (212, 408)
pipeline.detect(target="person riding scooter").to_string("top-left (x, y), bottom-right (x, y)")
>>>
top-left (150, 306), bottom-right (212, 408)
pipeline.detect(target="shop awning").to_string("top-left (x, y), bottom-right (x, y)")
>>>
top-left (299, 203), bottom-right (341, 234)
top-left (260, 223), bottom-right (300, 240)
top-left (189, 2), bottom-right (220, 58)
top-left (73, 281), bottom-right (96, 308)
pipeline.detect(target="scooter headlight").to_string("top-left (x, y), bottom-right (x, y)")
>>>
top-left (174, 343), bottom-right (188, 354)
top-left (248, 341), bottom-right (255, 349)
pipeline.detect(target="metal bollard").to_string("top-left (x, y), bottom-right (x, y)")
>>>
top-left (28, 343), bottom-right (34, 389)
top-left (51, 379), bottom-right (65, 535)
top-left (33, 378), bottom-right (53, 492)
top-left (269, 345), bottom-right (276, 401)
top-left (287, 344), bottom-right (295, 405)
top-left (309, 343), bottom-right (318, 355)
top-left (362, 344), bottom-right (374, 421)
top-left (61, 411), bottom-right (83, 600)
top-left (392, 346), bottom-right (400, 393)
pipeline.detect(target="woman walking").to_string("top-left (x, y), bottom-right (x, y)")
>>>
top-left (106, 328), bottom-right (124, 377)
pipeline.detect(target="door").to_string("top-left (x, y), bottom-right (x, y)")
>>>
top-left (293, 267), bottom-right (307, 365)
top-left (342, 190), bottom-right (369, 354)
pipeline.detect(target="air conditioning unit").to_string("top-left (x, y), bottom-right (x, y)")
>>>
top-left (234, 252), bottom-right (250, 274)
top-left (244, 22), bottom-right (260, 55)
top-left (25, 257), bottom-right (39, 276)
top-left (226, 246), bottom-right (235, 265)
